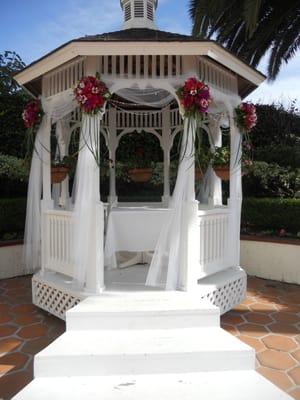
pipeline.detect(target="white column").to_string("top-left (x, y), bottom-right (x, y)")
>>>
top-left (82, 56), bottom-right (105, 293)
top-left (209, 117), bottom-right (223, 206)
top-left (228, 115), bottom-right (242, 267)
top-left (162, 107), bottom-right (171, 205)
top-left (108, 107), bottom-right (118, 205)
top-left (41, 116), bottom-right (53, 211)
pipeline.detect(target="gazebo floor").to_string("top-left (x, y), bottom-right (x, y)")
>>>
top-left (0, 274), bottom-right (299, 399)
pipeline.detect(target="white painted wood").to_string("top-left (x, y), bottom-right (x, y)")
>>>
top-left (13, 371), bottom-right (292, 400)
top-left (67, 293), bottom-right (220, 330)
top-left (34, 328), bottom-right (254, 377)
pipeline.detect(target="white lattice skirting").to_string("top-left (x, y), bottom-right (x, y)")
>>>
top-left (32, 266), bottom-right (247, 320)
top-left (32, 275), bottom-right (83, 320)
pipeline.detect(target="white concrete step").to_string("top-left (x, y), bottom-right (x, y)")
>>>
top-left (13, 370), bottom-right (292, 400)
top-left (34, 327), bottom-right (255, 377)
top-left (66, 293), bottom-right (220, 330)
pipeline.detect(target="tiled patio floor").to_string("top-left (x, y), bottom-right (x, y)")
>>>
top-left (0, 275), bottom-right (299, 399)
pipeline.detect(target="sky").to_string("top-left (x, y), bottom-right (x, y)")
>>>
top-left (0, 0), bottom-right (299, 107)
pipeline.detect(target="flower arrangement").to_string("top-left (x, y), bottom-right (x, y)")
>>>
top-left (22, 99), bottom-right (44, 130)
top-left (74, 75), bottom-right (110, 114)
top-left (235, 102), bottom-right (257, 132)
top-left (176, 77), bottom-right (212, 118)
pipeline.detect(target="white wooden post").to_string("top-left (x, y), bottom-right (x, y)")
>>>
top-left (209, 117), bottom-right (223, 206)
top-left (162, 106), bottom-right (171, 205)
top-left (228, 115), bottom-right (242, 267)
top-left (84, 56), bottom-right (105, 293)
top-left (108, 107), bottom-right (118, 205)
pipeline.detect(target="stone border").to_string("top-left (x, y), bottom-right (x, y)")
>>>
top-left (0, 242), bottom-right (25, 279)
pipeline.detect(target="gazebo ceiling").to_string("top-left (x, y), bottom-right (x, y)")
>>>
top-left (14, 28), bottom-right (265, 98)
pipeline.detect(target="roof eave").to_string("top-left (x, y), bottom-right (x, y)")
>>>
top-left (14, 40), bottom-right (265, 95)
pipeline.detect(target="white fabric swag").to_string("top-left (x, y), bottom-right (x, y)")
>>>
top-left (146, 117), bottom-right (197, 290)
top-left (23, 90), bottom-right (77, 273)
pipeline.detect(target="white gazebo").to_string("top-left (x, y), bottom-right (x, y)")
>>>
top-left (15, 0), bottom-right (265, 320)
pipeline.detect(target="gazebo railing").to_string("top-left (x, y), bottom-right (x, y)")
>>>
top-left (197, 208), bottom-right (230, 279)
top-left (41, 206), bottom-right (230, 284)
top-left (42, 210), bottom-right (74, 277)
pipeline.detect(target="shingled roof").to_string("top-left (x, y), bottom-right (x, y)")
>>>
top-left (77, 28), bottom-right (200, 42)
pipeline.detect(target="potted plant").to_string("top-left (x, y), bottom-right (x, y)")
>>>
top-left (51, 156), bottom-right (74, 184)
top-left (195, 147), bottom-right (213, 181)
top-left (212, 146), bottom-right (230, 181)
top-left (127, 146), bottom-right (154, 183)
top-left (212, 143), bottom-right (254, 181)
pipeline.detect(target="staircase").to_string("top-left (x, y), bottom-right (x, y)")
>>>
top-left (13, 291), bottom-right (291, 399)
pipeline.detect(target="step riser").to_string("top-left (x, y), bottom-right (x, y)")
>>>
top-left (35, 350), bottom-right (255, 377)
top-left (66, 312), bottom-right (220, 330)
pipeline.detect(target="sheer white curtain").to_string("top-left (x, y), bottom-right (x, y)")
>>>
top-left (72, 113), bottom-right (102, 290)
top-left (23, 90), bottom-right (76, 273)
top-left (146, 117), bottom-right (197, 290)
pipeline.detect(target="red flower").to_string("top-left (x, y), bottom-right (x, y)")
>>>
top-left (74, 76), bottom-right (110, 114)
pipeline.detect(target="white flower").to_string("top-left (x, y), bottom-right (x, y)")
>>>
top-left (79, 82), bottom-right (85, 89)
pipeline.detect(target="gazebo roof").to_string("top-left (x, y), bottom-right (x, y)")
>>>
top-left (14, 27), bottom-right (265, 98)
top-left (78, 28), bottom-right (197, 42)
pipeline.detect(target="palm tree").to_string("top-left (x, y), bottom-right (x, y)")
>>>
top-left (189, 0), bottom-right (300, 80)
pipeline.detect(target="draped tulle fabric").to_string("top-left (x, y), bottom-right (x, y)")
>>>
top-left (72, 113), bottom-right (102, 289)
top-left (23, 90), bottom-right (77, 273)
top-left (146, 117), bottom-right (197, 290)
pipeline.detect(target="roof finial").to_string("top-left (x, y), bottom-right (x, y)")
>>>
top-left (120, 0), bottom-right (158, 30)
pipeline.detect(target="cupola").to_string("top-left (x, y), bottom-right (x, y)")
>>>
top-left (120, 0), bottom-right (158, 30)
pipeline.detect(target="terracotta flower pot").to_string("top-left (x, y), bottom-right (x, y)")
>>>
top-left (128, 168), bottom-right (153, 183)
top-left (214, 166), bottom-right (230, 181)
top-left (195, 168), bottom-right (204, 181)
top-left (51, 166), bottom-right (69, 184)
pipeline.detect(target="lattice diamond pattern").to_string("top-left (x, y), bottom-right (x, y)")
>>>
top-left (32, 277), bottom-right (81, 320)
top-left (201, 276), bottom-right (247, 315)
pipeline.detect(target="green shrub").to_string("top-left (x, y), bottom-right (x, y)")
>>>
top-left (0, 153), bottom-right (29, 182)
top-left (0, 198), bottom-right (27, 239)
top-left (243, 161), bottom-right (299, 198)
top-left (242, 198), bottom-right (300, 234)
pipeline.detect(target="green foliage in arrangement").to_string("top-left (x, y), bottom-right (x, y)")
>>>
top-left (242, 198), bottom-right (300, 234)
top-left (0, 198), bottom-right (27, 240)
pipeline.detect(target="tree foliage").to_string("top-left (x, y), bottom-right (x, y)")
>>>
top-left (0, 51), bottom-right (30, 157)
top-left (189, 0), bottom-right (300, 80)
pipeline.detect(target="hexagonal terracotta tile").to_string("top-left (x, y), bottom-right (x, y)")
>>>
top-left (0, 371), bottom-right (33, 399)
top-left (221, 323), bottom-right (239, 336)
top-left (257, 349), bottom-right (297, 370)
top-left (238, 323), bottom-right (269, 338)
top-left (262, 335), bottom-right (297, 352)
top-left (0, 313), bottom-right (13, 324)
top-left (21, 337), bottom-right (51, 355)
top-left (269, 322), bottom-right (300, 336)
top-left (238, 335), bottom-right (266, 352)
top-left (12, 304), bottom-right (38, 314)
top-left (0, 325), bottom-right (18, 337)
top-left (245, 312), bottom-right (274, 325)
top-left (221, 313), bottom-right (245, 325)
top-left (257, 366), bottom-right (294, 391)
top-left (273, 312), bottom-right (300, 324)
top-left (291, 349), bottom-right (300, 362)
top-left (288, 366), bottom-right (300, 385)
top-left (0, 338), bottom-right (22, 354)
top-left (0, 352), bottom-right (29, 374)
top-left (18, 324), bottom-right (48, 339)
top-left (250, 302), bottom-right (277, 313)
top-left (15, 314), bottom-right (42, 326)
top-left (290, 388), bottom-right (300, 400)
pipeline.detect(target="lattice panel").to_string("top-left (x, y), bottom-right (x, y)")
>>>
top-left (200, 275), bottom-right (247, 315)
top-left (32, 277), bottom-right (82, 320)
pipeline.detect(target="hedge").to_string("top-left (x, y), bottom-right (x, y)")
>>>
top-left (242, 197), bottom-right (300, 234)
top-left (0, 198), bottom-right (27, 239)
